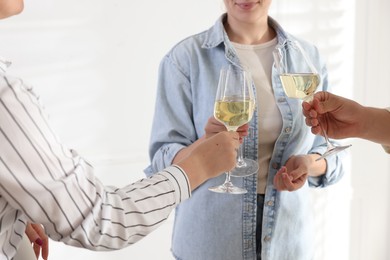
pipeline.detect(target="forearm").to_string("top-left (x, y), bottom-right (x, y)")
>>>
top-left (176, 154), bottom-right (207, 191)
top-left (361, 107), bottom-right (390, 146)
top-left (172, 137), bottom-right (208, 190)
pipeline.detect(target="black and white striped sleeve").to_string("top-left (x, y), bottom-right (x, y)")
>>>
top-left (0, 73), bottom-right (191, 253)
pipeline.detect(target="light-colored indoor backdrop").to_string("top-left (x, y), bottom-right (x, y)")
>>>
top-left (0, 0), bottom-right (388, 259)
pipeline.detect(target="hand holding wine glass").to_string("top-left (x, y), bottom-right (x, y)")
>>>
top-left (303, 91), bottom-right (390, 146)
top-left (273, 40), bottom-right (351, 161)
top-left (204, 117), bottom-right (250, 142)
top-left (302, 91), bottom-right (363, 138)
top-left (208, 65), bottom-right (256, 194)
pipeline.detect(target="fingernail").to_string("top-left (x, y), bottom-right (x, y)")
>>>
top-left (35, 238), bottom-right (43, 246)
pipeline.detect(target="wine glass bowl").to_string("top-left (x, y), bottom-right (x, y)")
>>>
top-left (214, 98), bottom-right (255, 132)
top-left (279, 73), bottom-right (320, 101)
top-left (273, 40), bottom-right (351, 161)
top-left (273, 40), bottom-right (321, 101)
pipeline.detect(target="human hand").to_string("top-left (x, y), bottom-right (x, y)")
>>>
top-left (177, 131), bottom-right (240, 190)
top-left (25, 222), bottom-right (49, 260)
top-left (302, 91), bottom-right (363, 139)
top-left (199, 131), bottom-right (240, 176)
top-left (204, 116), bottom-right (249, 142)
top-left (273, 155), bottom-right (310, 192)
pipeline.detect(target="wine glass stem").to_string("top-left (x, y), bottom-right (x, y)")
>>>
top-left (224, 172), bottom-right (232, 184)
top-left (318, 120), bottom-right (335, 150)
top-left (236, 143), bottom-right (247, 168)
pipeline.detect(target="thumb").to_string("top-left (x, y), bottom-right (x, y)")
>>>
top-left (25, 223), bottom-right (43, 246)
top-left (288, 167), bottom-right (307, 180)
top-left (313, 92), bottom-right (337, 115)
top-left (315, 99), bottom-right (329, 114)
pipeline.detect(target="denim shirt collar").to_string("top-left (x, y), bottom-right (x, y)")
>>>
top-left (202, 14), bottom-right (291, 65)
top-left (201, 14), bottom-right (227, 49)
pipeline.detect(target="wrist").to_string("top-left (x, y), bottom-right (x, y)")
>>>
top-left (176, 151), bottom-right (208, 191)
top-left (307, 153), bottom-right (327, 177)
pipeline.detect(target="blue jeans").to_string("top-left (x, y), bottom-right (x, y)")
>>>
top-left (256, 194), bottom-right (265, 260)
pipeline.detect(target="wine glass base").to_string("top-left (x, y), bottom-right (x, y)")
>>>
top-left (315, 144), bottom-right (352, 161)
top-left (208, 183), bottom-right (247, 194)
top-left (230, 159), bottom-right (259, 177)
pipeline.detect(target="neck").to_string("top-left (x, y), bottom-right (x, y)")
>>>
top-left (224, 16), bottom-right (275, 45)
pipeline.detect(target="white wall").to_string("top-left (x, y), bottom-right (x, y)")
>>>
top-left (0, 0), bottom-right (389, 259)
top-left (350, 1), bottom-right (390, 259)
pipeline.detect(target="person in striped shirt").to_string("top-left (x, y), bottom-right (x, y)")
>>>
top-left (0, 1), bottom-right (241, 259)
top-left (302, 91), bottom-right (390, 152)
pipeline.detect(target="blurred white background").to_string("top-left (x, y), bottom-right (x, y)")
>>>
top-left (0, 0), bottom-right (389, 259)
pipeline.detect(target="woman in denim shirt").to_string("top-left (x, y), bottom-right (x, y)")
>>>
top-left (145, 1), bottom-right (346, 259)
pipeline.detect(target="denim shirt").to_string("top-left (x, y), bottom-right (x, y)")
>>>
top-left (145, 14), bottom-right (345, 260)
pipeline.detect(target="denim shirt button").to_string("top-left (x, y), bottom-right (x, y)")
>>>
top-left (284, 127), bottom-right (291, 133)
top-left (264, 235), bottom-right (271, 242)
top-left (272, 163), bottom-right (279, 169)
top-left (267, 200), bottom-right (274, 206)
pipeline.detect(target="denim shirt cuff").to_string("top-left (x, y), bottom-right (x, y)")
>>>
top-left (146, 143), bottom-right (186, 177)
top-left (164, 143), bottom-right (186, 165)
top-left (308, 147), bottom-right (338, 187)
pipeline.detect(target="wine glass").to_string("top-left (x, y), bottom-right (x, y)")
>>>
top-left (273, 40), bottom-right (351, 161)
top-left (208, 65), bottom-right (256, 194)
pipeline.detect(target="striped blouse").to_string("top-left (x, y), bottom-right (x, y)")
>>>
top-left (0, 65), bottom-right (191, 259)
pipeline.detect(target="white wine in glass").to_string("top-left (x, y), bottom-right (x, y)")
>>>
top-left (273, 40), bottom-right (351, 160)
top-left (279, 73), bottom-right (320, 101)
top-left (214, 99), bottom-right (255, 132)
top-left (209, 65), bottom-right (257, 194)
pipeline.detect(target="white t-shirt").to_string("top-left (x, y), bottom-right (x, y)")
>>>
top-left (233, 38), bottom-right (282, 194)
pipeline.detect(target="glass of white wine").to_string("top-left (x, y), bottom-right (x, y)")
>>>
top-left (208, 65), bottom-right (256, 194)
top-left (273, 40), bottom-right (351, 161)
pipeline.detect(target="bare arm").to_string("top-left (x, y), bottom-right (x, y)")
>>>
top-left (358, 107), bottom-right (390, 146)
